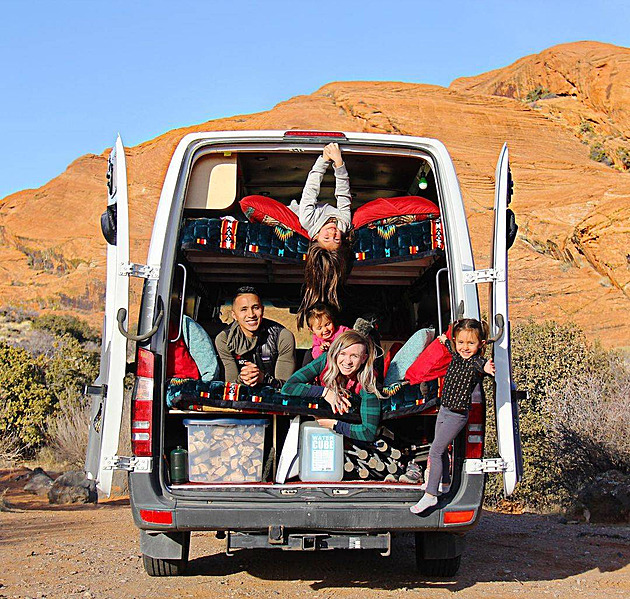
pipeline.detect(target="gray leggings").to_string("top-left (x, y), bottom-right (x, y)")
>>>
top-left (426, 405), bottom-right (469, 495)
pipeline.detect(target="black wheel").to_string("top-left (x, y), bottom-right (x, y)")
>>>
top-left (141, 531), bottom-right (190, 576)
top-left (142, 554), bottom-right (188, 576)
top-left (415, 531), bottom-right (463, 577)
top-left (415, 554), bottom-right (461, 577)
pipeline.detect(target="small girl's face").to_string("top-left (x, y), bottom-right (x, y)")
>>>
top-left (315, 221), bottom-right (342, 250)
top-left (454, 329), bottom-right (483, 359)
top-left (309, 315), bottom-right (336, 341)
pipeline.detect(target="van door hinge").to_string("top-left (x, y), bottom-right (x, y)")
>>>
top-left (463, 269), bottom-right (505, 284)
top-left (119, 262), bottom-right (160, 280)
top-left (103, 455), bottom-right (153, 472)
top-left (464, 458), bottom-right (512, 474)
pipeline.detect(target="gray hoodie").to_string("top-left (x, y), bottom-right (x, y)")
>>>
top-left (289, 156), bottom-right (352, 240)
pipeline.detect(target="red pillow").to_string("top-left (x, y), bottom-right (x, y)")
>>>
top-left (352, 196), bottom-right (439, 230)
top-left (240, 195), bottom-right (309, 238)
top-left (404, 327), bottom-right (452, 384)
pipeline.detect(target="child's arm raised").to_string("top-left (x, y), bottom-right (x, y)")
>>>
top-left (298, 153), bottom-right (330, 236)
top-left (328, 143), bottom-right (352, 226)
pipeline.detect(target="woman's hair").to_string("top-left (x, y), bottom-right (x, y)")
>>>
top-left (297, 241), bottom-right (353, 329)
top-left (322, 330), bottom-right (383, 399)
top-left (305, 302), bottom-right (338, 330)
top-left (452, 318), bottom-right (490, 347)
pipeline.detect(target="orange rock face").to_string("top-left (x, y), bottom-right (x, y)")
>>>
top-left (0, 42), bottom-right (628, 349)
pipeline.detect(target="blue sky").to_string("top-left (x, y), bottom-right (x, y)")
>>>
top-left (0, 0), bottom-right (627, 200)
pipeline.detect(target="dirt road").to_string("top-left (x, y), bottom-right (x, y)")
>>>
top-left (1, 470), bottom-right (628, 599)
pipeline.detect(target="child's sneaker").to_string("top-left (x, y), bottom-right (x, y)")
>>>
top-left (399, 462), bottom-right (423, 484)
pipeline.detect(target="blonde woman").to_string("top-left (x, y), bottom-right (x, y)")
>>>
top-left (281, 330), bottom-right (382, 442)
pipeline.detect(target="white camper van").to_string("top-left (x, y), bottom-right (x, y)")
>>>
top-left (86, 130), bottom-right (522, 577)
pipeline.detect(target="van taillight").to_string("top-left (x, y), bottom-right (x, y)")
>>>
top-left (284, 130), bottom-right (347, 139)
top-left (132, 348), bottom-right (154, 458)
top-left (465, 397), bottom-right (485, 459)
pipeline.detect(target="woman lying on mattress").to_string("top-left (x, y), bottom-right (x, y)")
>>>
top-left (281, 330), bottom-right (383, 442)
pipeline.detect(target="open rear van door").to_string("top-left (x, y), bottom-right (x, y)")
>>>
top-left (85, 135), bottom-right (130, 496)
top-left (490, 143), bottom-right (523, 496)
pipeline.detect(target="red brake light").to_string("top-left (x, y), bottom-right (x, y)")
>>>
top-left (284, 130), bottom-right (346, 139)
top-left (465, 401), bottom-right (485, 459)
top-left (137, 347), bottom-right (154, 377)
top-left (139, 509), bottom-right (173, 525)
top-left (132, 348), bottom-right (154, 457)
top-left (443, 510), bottom-right (475, 525)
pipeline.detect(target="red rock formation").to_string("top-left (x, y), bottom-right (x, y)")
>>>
top-left (0, 42), bottom-right (628, 348)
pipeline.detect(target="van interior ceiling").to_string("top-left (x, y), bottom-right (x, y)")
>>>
top-left (165, 146), bottom-right (455, 488)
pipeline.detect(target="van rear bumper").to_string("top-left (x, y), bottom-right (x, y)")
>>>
top-left (129, 471), bottom-right (485, 533)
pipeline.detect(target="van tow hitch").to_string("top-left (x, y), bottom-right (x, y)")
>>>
top-left (226, 531), bottom-right (391, 555)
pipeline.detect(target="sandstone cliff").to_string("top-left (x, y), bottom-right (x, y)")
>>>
top-left (0, 41), bottom-right (628, 347)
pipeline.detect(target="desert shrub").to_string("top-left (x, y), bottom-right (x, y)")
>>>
top-left (0, 305), bottom-right (38, 323)
top-left (0, 431), bottom-right (24, 466)
top-left (589, 142), bottom-right (613, 166)
top-left (14, 329), bottom-right (57, 358)
top-left (0, 343), bottom-right (56, 448)
top-left (44, 335), bottom-right (100, 401)
top-left (545, 354), bottom-right (630, 490)
top-left (578, 120), bottom-right (594, 135)
top-left (483, 320), bottom-right (611, 510)
top-left (526, 86), bottom-right (553, 102)
top-left (46, 390), bottom-right (91, 467)
top-left (33, 313), bottom-right (99, 344)
top-left (616, 147), bottom-right (630, 170)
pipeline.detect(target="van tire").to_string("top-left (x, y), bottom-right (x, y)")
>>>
top-left (142, 554), bottom-right (188, 576)
top-left (415, 554), bottom-right (461, 577)
top-left (415, 532), bottom-right (463, 577)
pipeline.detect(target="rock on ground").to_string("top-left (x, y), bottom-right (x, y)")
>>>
top-left (48, 470), bottom-right (97, 504)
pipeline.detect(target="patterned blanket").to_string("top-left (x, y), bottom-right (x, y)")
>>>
top-left (167, 378), bottom-right (440, 420)
top-left (180, 217), bottom-right (444, 266)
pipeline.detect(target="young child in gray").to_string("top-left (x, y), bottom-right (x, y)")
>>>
top-left (411, 319), bottom-right (495, 515)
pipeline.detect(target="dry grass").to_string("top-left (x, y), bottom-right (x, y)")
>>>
top-left (0, 432), bottom-right (25, 467)
top-left (45, 391), bottom-right (90, 468)
top-left (545, 354), bottom-right (630, 490)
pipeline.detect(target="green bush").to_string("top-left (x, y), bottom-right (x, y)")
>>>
top-left (616, 147), bottom-right (630, 170)
top-left (578, 120), bottom-right (594, 135)
top-left (484, 320), bottom-right (611, 510)
top-left (0, 343), bottom-right (56, 448)
top-left (45, 335), bottom-right (99, 401)
top-left (33, 313), bottom-right (99, 344)
top-left (526, 86), bottom-right (553, 103)
top-left (589, 142), bottom-right (613, 166)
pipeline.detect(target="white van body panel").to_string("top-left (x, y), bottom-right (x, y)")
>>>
top-left (490, 144), bottom-right (523, 496)
top-left (85, 135), bottom-right (130, 496)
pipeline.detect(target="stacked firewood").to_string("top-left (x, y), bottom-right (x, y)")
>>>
top-left (187, 423), bottom-right (265, 482)
top-left (343, 440), bottom-right (406, 480)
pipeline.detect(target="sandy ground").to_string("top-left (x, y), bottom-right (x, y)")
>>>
top-left (1, 469), bottom-right (629, 599)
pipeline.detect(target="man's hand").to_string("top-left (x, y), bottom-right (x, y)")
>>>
top-left (240, 361), bottom-right (264, 386)
top-left (484, 359), bottom-right (496, 376)
top-left (323, 388), bottom-right (351, 414)
top-left (323, 142), bottom-right (343, 167)
top-left (316, 418), bottom-right (337, 430)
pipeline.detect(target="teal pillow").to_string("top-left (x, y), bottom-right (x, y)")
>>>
top-left (384, 328), bottom-right (435, 385)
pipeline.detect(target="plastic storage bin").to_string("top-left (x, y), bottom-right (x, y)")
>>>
top-left (299, 421), bottom-right (344, 482)
top-left (183, 418), bottom-right (267, 483)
